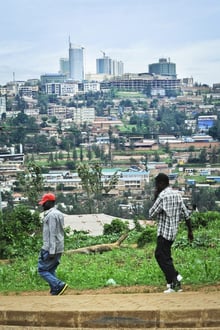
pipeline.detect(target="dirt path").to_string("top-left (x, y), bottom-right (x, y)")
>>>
top-left (1, 283), bottom-right (220, 296)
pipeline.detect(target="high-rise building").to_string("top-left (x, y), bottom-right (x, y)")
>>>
top-left (59, 58), bottom-right (69, 76)
top-left (69, 42), bottom-right (84, 82)
top-left (112, 60), bottom-right (124, 76)
top-left (96, 54), bottom-right (112, 75)
top-left (149, 58), bottom-right (176, 78)
top-left (96, 52), bottom-right (124, 76)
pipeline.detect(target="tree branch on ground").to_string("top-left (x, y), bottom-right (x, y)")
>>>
top-left (65, 232), bottom-right (129, 255)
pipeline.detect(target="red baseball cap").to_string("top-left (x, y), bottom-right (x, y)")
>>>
top-left (39, 193), bottom-right (56, 205)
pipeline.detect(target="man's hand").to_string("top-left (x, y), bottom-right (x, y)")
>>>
top-left (188, 230), bottom-right (194, 242)
top-left (185, 218), bottom-right (193, 242)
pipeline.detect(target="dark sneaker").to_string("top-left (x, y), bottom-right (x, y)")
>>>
top-left (57, 283), bottom-right (68, 295)
top-left (51, 283), bottom-right (68, 296)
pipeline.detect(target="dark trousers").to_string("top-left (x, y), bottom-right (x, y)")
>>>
top-left (155, 235), bottom-right (178, 284)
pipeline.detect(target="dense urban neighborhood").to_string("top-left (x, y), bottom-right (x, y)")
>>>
top-left (0, 73), bottom-right (220, 219)
top-left (1, 3), bottom-right (220, 328)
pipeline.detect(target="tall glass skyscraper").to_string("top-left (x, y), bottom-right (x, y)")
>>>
top-left (69, 42), bottom-right (84, 82)
top-left (96, 55), bottom-right (112, 74)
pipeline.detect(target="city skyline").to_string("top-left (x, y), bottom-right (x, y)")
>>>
top-left (0, 0), bottom-right (220, 86)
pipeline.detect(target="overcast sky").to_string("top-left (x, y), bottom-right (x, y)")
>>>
top-left (0, 0), bottom-right (220, 86)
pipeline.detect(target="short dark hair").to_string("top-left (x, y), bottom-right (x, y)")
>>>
top-left (155, 173), bottom-right (169, 185)
top-left (42, 200), bottom-right (55, 210)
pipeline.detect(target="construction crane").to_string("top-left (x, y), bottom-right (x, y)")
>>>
top-left (100, 50), bottom-right (106, 57)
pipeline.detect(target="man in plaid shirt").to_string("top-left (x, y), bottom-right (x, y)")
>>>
top-left (149, 173), bottom-right (193, 293)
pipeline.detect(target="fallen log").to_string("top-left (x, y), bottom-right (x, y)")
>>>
top-left (65, 232), bottom-right (129, 255)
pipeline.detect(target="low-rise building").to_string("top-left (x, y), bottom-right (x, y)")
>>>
top-left (42, 168), bottom-right (150, 195)
top-left (47, 105), bottom-right (74, 120)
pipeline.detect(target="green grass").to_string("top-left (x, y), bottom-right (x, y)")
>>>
top-left (0, 241), bottom-right (220, 293)
top-left (115, 91), bottom-right (145, 99)
top-left (1, 214), bottom-right (220, 294)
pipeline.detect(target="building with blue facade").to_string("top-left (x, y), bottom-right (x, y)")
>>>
top-left (198, 115), bottom-right (217, 132)
top-left (69, 42), bottom-right (84, 82)
top-left (149, 58), bottom-right (176, 78)
top-left (96, 53), bottom-right (124, 76)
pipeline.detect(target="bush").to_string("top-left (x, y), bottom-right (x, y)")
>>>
top-left (103, 219), bottom-right (129, 235)
top-left (0, 205), bottom-right (42, 259)
top-left (190, 211), bottom-right (220, 229)
top-left (137, 225), bottom-right (156, 247)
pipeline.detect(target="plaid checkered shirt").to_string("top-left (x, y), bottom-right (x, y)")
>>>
top-left (149, 187), bottom-right (190, 241)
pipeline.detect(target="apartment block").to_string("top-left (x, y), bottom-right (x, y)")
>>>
top-left (72, 107), bottom-right (95, 124)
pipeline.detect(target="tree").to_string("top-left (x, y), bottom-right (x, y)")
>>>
top-left (48, 152), bottom-right (54, 163)
top-left (199, 147), bottom-right (207, 163)
top-left (192, 187), bottom-right (219, 212)
top-left (17, 162), bottom-right (44, 208)
top-left (209, 146), bottom-right (218, 164)
top-left (153, 151), bottom-right (160, 162)
top-left (80, 146), bottom-right (84, 162)
top-left (37, 93), bottom-right (48, 114)
top-left (108, 126), bottom-right (113, 166)
top-left (164, 142), bottom-right (170, 153)
top-left (15, 95), bottom-right (28, 111)
top-left (119, 99), bottom-right (133, 108)
top-left (59, 151), bottom-right (64, 160)
top-left (72, 148), bottom-right (78, 161)
top-left (0, 204), bottom-right (41, 258)
top-left (65, 160), bottom-right (76, 171)
top-left (40, 116), bottom-right (48, 128)
top-left (29, 134), bottom-right (50, 153)
top-left (87, 147), bottom-right (92, 161)
top-left (77, 163), bottom-right (119, 213)
top-left (209, 120), bottom-right (220, 141)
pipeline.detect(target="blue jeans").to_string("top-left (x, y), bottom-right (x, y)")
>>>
top-left (38, 249), bottom-right (65, 295)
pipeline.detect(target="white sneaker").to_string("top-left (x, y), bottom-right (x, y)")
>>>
top-left (164, 285), bottom-right (175, 293)
top-left (177, 274), bottom-right (183, 281)
top-left (164, 279), bottom-right (183, 293)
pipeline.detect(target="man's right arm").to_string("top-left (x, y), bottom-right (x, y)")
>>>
top-left (149, 197), bottom-right (162, 219)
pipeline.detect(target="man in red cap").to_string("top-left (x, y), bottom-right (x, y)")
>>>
top-left (38, 193), bottom-right (68, 295)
